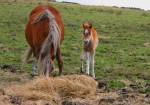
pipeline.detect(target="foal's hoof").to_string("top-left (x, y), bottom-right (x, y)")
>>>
top-left (30, 72), bottom-right (39, 77)
top-left (92, 76), bottom-right (96, 79)
top-left (89, 74), bottom-right (96, 79)
top-left (80, 68), bottom-right (84, 74)
top-left (80, 70), bottom-right (84, 74)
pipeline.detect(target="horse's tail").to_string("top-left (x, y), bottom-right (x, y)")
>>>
top-left (32, 9), bottom-right (61, 76)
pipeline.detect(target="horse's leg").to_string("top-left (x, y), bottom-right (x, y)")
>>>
top-left (31, 59), bottom-right (38, 76)
top-left (21, 47), bottom-right (32, 72)
top-left (80, 51), bottom-right (85, 73)
top-left (90, 51), bottom-right (95, 78)
top-left (56, 47), bottom-right (63, 75)
top-left (86, 52), bottom-right (90, 75)
top-left (22, 47), bottom-right (32, 64)
top-left (50, 55), bottom-right (55, 74)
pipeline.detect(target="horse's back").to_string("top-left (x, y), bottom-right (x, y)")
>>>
top-left (25, 5), bottom-right (64, 57)
top-left (29, 5), bottom-right (64, 38)
top-left (91, 28), bottom-right (98, 49)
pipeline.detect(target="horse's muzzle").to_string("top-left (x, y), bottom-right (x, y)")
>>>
top-left (84, 40), bottom-right (89, 45)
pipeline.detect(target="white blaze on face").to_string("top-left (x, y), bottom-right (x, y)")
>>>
top-left (83, 29), bottom-right (91, 44)
top-left (84, 38), bottom-right (90, 44)
top-left (84, 29), bottom-right (89, 35)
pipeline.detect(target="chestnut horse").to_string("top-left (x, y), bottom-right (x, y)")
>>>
top-left (80, 22), bottom-right (99, 78)
top-left (24, 5), bottom-right (64, 77)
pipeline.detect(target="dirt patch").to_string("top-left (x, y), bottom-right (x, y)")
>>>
top-left (144, 42), bottom-right (150, 48)
top-left (0, 64), bottom-right (18, 73)
top-left (0, 70), bottom-right (31, 89)
top-left (0, 43), bottom-right (13, 53)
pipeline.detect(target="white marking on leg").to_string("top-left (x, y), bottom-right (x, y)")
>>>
top-left (86, 52), bottom-right (90, 75)
top-left (80, 51), bottom-right (85, 73)
top-left (90, 52), bottom-right (95, 78)
top-left (32, 61), bottom-right (37, 75)
top-left (81, 60), bottom-right (84, 73)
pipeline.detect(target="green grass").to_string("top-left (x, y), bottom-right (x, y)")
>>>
top-left (0, 2), bottom-right (150, 91)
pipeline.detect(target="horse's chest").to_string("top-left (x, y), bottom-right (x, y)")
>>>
top-left (83, 41), bottom-right (93, 52)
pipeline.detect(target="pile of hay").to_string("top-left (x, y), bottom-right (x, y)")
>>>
top-left (4, 75), bottom-right (97, 104)
top-left (1, 75), bottom-right (150, 105)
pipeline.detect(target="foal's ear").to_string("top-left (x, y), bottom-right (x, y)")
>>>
top-left (89, 22), bottom-right (92, 28)
top-left (81, 23), bottom-right (85, 29)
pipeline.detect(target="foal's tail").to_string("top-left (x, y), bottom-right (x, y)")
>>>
top-left (33, 9), bottom-right (61, 76)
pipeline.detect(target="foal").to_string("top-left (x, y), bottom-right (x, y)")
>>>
top-left (80, 22), bottom-right (99, 78)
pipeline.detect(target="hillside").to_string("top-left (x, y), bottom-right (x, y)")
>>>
top-left (0, 1), bottom-right (150, 94)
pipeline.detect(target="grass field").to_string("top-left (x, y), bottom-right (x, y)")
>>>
top-left (0, 2), bottom-right (150, 92)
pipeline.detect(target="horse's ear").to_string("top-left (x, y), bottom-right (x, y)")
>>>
top-left (89, 22), bottom-right (92, 28)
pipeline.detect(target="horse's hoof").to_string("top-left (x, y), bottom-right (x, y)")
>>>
top-left (80, 68), bottom-right (85, 74)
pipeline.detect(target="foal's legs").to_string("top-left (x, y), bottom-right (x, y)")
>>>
top-left (80, 51), bottom-right (85, 73)
top-left (86, 52), bottom-right (90, 75)
top-left (56, 47), bottom-right (63, 75)
top-left (90, 52), bottom-right (95, 78)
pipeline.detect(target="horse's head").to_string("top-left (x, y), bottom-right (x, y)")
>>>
top-left (82, 22), bottom-right (92, 44)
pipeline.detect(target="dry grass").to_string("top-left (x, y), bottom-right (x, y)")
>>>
top-left (4, 75), bottom-right (97, 104)
top-left (0, 74), bottom-right (150, 105)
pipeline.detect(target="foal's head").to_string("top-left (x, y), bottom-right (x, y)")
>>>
top-left (82, 22), bottom-right (92, 44)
